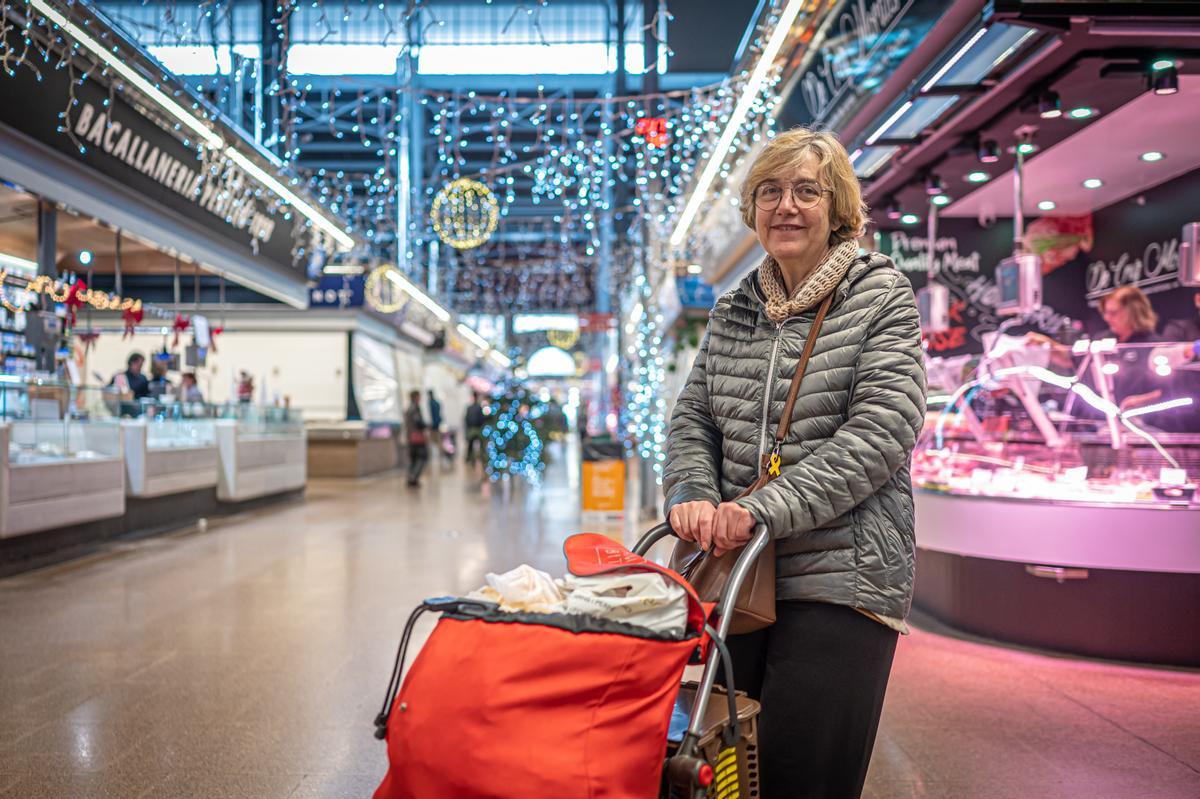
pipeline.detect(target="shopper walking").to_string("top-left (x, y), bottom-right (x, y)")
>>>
top-left (405, 390), bottom-right (429, 487)
top-left (663, 127), bottom-right (927, 799)
top-left (464, 392), bottom-right (486, 467)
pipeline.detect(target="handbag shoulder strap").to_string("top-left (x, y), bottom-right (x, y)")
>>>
top-left (773, 291), bottom-right (834, 445)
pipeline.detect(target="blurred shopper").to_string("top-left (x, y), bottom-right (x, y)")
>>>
top-left (464, 392), bottom-right (486, 467)
top-left (405, 390), bottom-right (429, 487)
top-left (180, 373), bottom-right (204, 403)
top-left (236, 370), bottom-right (255, 405)
top-left (1163, 289), bottom-right (1200, 342)
top-left (114, 352), bottom-right (150, 399)
top-left (663, 128), bottom-right (926, 799)
top-left (147, 359), bottom-right (172, 399)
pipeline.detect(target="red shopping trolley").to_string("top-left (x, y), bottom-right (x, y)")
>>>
top-left (372, 522), bottom-right (767, 799)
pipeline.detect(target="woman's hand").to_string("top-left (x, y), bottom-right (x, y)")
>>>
top-left (669, 501), bottom-right (717, 545)
top-left (711, 502), bottom-right (755, 557)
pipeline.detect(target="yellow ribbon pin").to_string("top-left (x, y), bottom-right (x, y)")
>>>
top-left (768, 452), bottom-right (781, 477)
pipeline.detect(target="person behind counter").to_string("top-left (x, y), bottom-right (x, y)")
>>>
top-left (1029, 286), bottom-right (1167, 412)
top-left (113, 352), bottom-right (150, 400)
top-left (180, 372), bottom-right (204, 403)
top-left (148, 359), bottom-right (173, 399)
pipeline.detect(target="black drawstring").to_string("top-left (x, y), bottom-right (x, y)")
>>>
top-left (374, 603), bottom-right (430, 740)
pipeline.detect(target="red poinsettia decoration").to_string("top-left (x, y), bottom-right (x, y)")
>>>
top-left (77, 330), bottom-right (101, 354)
top-left (172, 314), bottom-right (191, 348)
top-left (209, 326), bottom-right (223, 354)
top-left (65, 280), bottom-right (88, 326)
top-left (123, 306), bottom-right (144, 339)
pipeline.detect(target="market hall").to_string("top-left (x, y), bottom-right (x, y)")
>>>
top-left (1, 1), bottom-right (1198, 797)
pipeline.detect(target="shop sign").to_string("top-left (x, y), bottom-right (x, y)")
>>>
top-left (676, 276), bottom-right (715, 309)
top-left (309, 274), bottom-right (365, 308)
top-left (0, 24), bottom-right (320, 276)
top-left (790, 0), bottom-right (942, 127)
top-left (579, 312), bottom-right (615, 332)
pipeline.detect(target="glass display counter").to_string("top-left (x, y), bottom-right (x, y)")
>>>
top-left (305, 420), bottom-right (400, 478)
top-left (213, 404), bottom-right (306, 502)
top-left (912, 338), bottom-right (1200, 666)
top-left (122, 400), bottom-right (219, 498)
top-left (0, 379), bottom-right (125, 538)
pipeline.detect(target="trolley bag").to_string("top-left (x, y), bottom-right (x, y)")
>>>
top-left (372, 533), bottom-right (709, 799)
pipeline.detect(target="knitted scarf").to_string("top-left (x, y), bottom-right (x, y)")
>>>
top-left (757, 239), bottom-right (860, 323)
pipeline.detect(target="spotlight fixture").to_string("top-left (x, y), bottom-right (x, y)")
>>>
top-left (977, 139), bottom-right (1001, 163)
top-left (1150, 65), bottom-right (1178, 95)
top-left (1140, 151), bottom-right (1165, 162)
top-left (925, 174), bottom-right (945, 195)
top-left (1083, 178), bottom-right (1104, 189)
top-left (886, 201), bottom-right (903, 220)
top-left (931, 195), bottom-right (952, 207)
top-left (686, 263), bottom-right (703, 275)
top-left (78, 250), bottom-right (93, 266)
top-left (1151, 58), bottom-right (1176, 72)
top-left (1016, 141), bottom-right (1038, 156)
top-left (1038, 200), bottom-right (1057, 211)
top-left (900, 213), bottom-right (920, 225)
top-left (1068, 107), bottom-right (1097, 120)
top-left (966, 171), bottom-right (990, 183)
top-left (1037, 90), bottom-right (1062, 119)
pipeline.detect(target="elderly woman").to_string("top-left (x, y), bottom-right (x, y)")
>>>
top-left (664, 128), bottom-right (926, 798)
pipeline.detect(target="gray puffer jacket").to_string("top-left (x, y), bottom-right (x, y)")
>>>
top-left (663, 252), bottom-right (927, 621)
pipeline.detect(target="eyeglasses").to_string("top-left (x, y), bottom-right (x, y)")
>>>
top-left (754, 182), bottom-right (832, 211)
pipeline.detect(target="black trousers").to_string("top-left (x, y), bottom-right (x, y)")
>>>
top-left (407, 444), bottom-right (428, 484)
top-left (720, 601), bottom-right (898, 799)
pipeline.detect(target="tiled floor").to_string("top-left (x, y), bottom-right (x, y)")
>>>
top-left (1, 443), bottom-right (1198, 798)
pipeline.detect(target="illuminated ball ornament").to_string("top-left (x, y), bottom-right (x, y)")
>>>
top-left (364, 266), bottom-right (406, 313)
top-left (431, 178), bottom-right (499, 250)
top-left (546, 328), bottom-right (580, 349)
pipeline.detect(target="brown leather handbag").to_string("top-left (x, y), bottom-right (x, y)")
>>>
top-left (669, 292), bottom-right (834, 634)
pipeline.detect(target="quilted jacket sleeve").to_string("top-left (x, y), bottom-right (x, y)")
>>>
top-left (662, 325), bottom-right (724, 517)
top-left (735, 274), bottom-right (926, 538)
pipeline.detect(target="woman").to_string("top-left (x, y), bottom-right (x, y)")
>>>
top-left (663, 128), bottom-right (926, 798)
top-left (404, 390), bottom-right (429, 488)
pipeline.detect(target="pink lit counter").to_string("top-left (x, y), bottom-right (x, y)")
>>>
top-left (911, 435), bottom-right (1200, 667)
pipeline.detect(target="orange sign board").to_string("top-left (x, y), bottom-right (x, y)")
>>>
top-left (582, 459), bottom-right (626, 512)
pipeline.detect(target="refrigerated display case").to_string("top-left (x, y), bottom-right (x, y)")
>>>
top-left (305, 420), bottom-right (399, 478)
top-left (913, 338), bottom-right (1200, 665)
top-left (122, 400), bottom-right (219, 498)
top-left (214, 404), bottom-right (306, 501)
top-left (0, 379), bottom-right (124, 537)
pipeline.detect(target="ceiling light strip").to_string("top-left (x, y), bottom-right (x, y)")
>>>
top-left (31, 0), bottom-right (353, 252)
top-left (456, 323), bottom-right (489, 351)
top-left (668, 0), bottom-right (806, 248)
top-left (921, 27), bottom-right (988, 92)
top-left (384, 269), bottom-right (451, 321)
top-left (865, 101), bottom-right (913, 145)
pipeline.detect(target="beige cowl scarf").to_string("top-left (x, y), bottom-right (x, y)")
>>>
top-left (757, 239), bottom-right (860, 323)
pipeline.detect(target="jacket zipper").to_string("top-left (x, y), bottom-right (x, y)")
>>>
top-left (756, 321), bottom-right (785, 475)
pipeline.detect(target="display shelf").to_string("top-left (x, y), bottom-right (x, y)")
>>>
top-left (306, 420), bottom-right (399, 478)
top-left (123, 415), bottom-right (218, 498)
top-left (215, 406), bottom-right (306, 502)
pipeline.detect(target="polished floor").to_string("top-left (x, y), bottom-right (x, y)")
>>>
top-left (1, 444), bottom-right (1198, 798)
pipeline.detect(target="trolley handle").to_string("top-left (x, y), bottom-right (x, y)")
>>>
top-left (633, 520), bottom-right (771, 631)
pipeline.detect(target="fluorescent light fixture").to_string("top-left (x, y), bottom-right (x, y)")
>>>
top-left (931, 195), bottom-right (952, 207)
top-left (900, 213), bottom-right (920, 225)
top-left (512, 314), bottom-right (579, 334)
top-left (966, 171), bottom-right (990, 183)
top-left (323, 264), bottom-right (365, 275)
top-left (1068, 106), bottom-right (1097, 119)
top-left (1037, 200), bottom-right (1056, 211)
top-left (30, 0), bottom-right (353, 252)
top-left (1140, 151), bottom-right (1165, 162)
top-left (865, 101), bottom-right (914, 146)
top-left (668, 0), bottom-right (805, 247)
top-left (457, 323), bottom-right (490, 351)
top-left (489, 350), bottom-right (512, 368)
top-left (1083, 178), bottom-right (1103, 189)
top-left (687, 263), bottom-right (703, 275)
top-left (922, 27), bottom-right (989, 92)
top-left (384, 269), bottom-right (451, 321)
top-left (0, 252), bottom-right (38, 276)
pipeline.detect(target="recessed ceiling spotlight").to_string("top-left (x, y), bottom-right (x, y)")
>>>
top-left (1068, 106), bottom-right (1097, 120)
top-left (966, 171), bottom-right (990, 183)
top-left (931, 195), bottom-right (952, 207)
top-left (1083, 178), bottom-right (1103, 189)
top-left (1140, 151), bottom-right (1165, 162)
top-left (78, 250), bottom-right (93, 266)
top-left (1151, 58), bottom-right (1176, 71)
top-left (1150, 65), bottom-right (1178, 95)
top-left (899, 213), bottom-right (920, 225)
top-left (977, 139), bottom-right (1000, 163)
top-left (925, 174), bottom-right (945, 195)
top-left (1038, 200), bottom-right (1056, 211)
top-left (687, 263), bottom-right (703, 275)
top-left (1037, 90), bottom-right (1062, 119)
top-left (886, 201), bottom-right (903, 220)
top-left (1016, 141), bottom-right (1038, 156)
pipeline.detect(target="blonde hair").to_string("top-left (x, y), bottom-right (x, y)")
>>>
top-left (739, 127), bottom-right (868, 245)
top-left (1102, 286), bottom-right (1158, 334)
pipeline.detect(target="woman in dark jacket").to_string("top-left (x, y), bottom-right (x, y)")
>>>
top-left (663, 128), bottom-right (927, 798)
